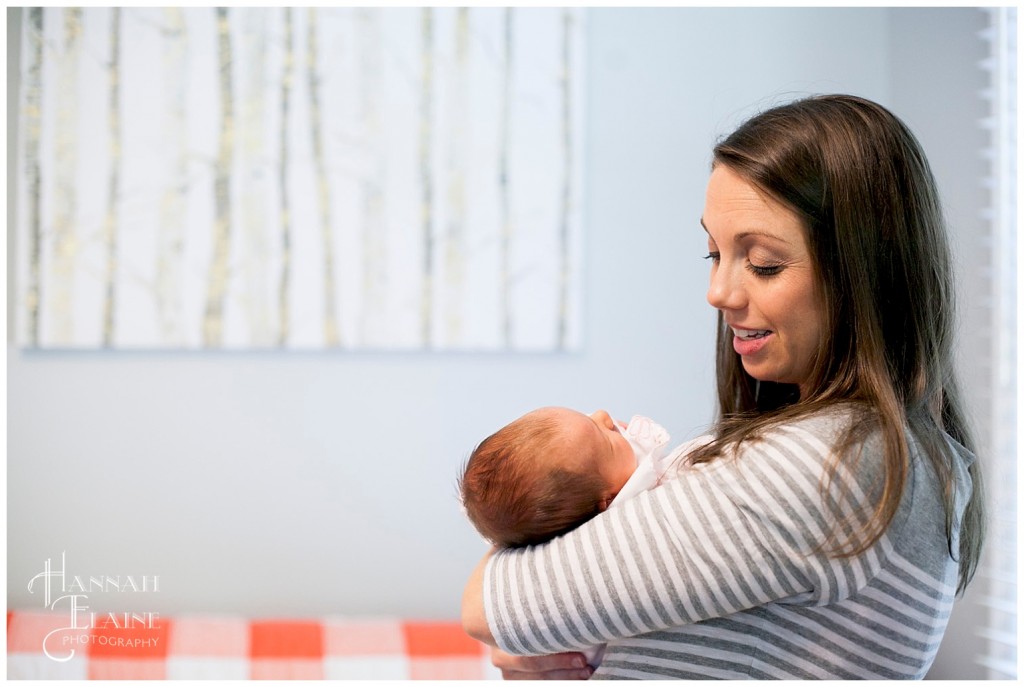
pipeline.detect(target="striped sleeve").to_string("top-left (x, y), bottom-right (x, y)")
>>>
top-left (484, 418), bottom-right (890, 655)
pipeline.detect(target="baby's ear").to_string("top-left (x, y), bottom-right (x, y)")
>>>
top-left (598, 492), bottom-right (617, 511)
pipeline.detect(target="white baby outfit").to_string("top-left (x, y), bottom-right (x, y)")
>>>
top-left (610, 415), bottom-right (713, 507)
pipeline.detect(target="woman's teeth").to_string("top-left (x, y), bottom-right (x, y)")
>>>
top-left (732, 327), bottom-right (772, 340)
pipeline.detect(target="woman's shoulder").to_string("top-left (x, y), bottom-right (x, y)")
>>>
top-left (731, 402), bottom-right (885, 477)
top-left (759, 401), bottom-right (872, 449)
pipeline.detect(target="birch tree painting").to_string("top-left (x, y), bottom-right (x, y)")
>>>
top-left (15, 7), bottom-right (585, 351)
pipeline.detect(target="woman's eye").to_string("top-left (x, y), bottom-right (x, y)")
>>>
top-left (748, 263), bottom-right (784, 277)
top-left (703, 252), bottom-right (720, 263)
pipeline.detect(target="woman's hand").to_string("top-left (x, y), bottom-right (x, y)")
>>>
top-left (462, 548), bottom-right (496, 644)
top-left (490, 647), bottom-right (594, 680)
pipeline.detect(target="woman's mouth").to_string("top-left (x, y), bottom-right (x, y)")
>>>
top-left (731, 327), bottom-right (772, 340)
top-left (731, 327), bottom-right (773, 355)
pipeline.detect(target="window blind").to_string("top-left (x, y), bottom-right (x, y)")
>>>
top-left (975, 6), bottom-right (1017, 680)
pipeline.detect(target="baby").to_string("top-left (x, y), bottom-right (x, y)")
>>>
top-left (458, 406), bottom-right (708, 667)
top-left (458, 406), bottom-right (705, 548)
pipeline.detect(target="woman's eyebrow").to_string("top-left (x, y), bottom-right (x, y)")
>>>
top-left (735, 230), bottom-right (789, 244)
top-left (700, 218), bottom-right (788, 244)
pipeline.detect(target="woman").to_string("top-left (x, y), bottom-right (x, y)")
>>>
top-left (461, 95), bottom-right (986, 679)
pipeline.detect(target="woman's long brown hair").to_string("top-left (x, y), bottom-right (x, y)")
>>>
top-left (690, 95), bottom-right (985, 595)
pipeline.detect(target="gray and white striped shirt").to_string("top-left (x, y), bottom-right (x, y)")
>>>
top-left (483, 409), bottom-right (975, 679)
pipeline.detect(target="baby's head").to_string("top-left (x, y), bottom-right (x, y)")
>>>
top-left (459, 407), bottom-right (637, 547)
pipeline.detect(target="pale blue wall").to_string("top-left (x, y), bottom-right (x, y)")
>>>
top-left (8, 7), bottom-right (988, 678)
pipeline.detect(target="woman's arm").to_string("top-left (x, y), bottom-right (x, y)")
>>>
top-left (464, 548), bottom-right (595, 680)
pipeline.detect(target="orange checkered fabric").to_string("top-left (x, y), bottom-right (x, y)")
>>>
top-left (7, 611), bottom-right (496, 680)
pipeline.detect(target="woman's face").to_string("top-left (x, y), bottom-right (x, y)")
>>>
top-left (701, 165), bottom-right (824, 397)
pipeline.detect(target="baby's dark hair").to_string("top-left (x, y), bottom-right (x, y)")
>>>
top-left (458, 411), bottom-right (608, 548)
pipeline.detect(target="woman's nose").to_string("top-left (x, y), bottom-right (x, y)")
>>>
top-left (706, 264), bottom-right (745, 311)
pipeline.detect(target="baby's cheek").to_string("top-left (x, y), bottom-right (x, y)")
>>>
top-left (621, 443), bottom-right (638, 470)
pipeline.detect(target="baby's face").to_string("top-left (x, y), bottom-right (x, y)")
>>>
top-left (540, 407), bottom-right (638, 499)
